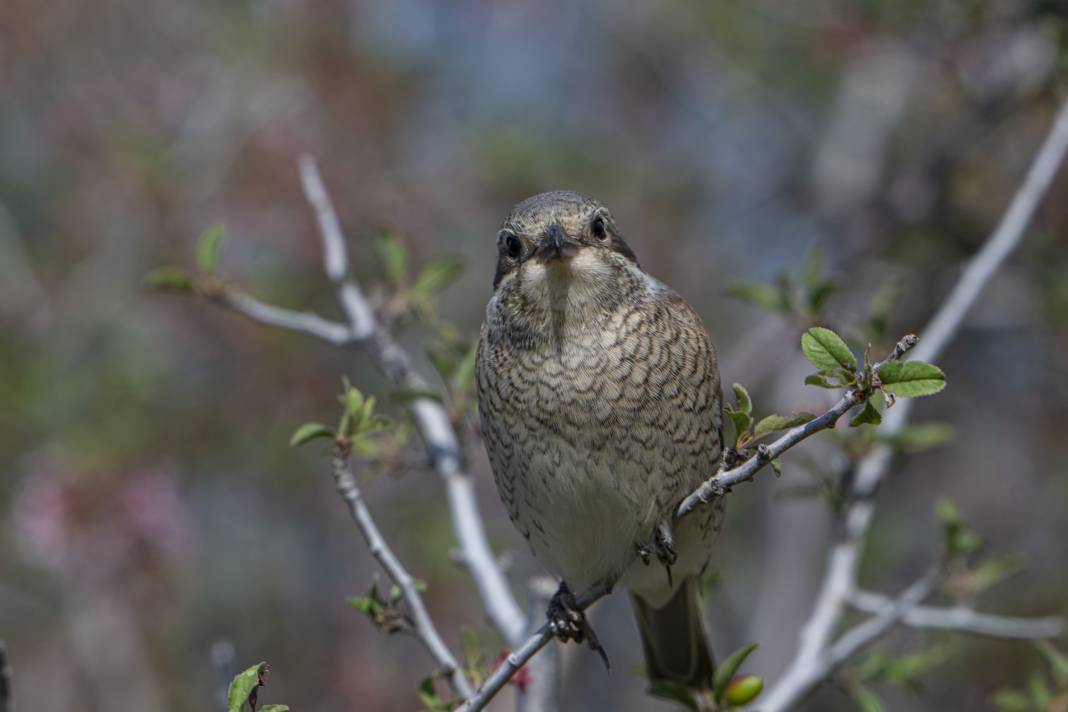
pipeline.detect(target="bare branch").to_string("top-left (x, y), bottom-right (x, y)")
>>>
top-left (331, 450), bottom-right (474, 699)
top-left (295, 155), bottom-right (527, 646)
top-left (211, 289), bottom-right (355, 345)
top-left (457, 583), bottom-right (611, 712)
top-left (195, 156), bottom-right (528, 647)
top-left (849, 591), bottom-right (1067, 640)
top-left (760, 94), bottom-right (1068, 712)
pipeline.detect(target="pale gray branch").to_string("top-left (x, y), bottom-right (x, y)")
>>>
top-left (760, 94), bottom-right (1068, 712)
top-left (214, 289), bottom-right (355, 345)
top-left (849, 591), bottom-right (1067, 639)
top-left (199, 156), bottom-right (528, 649)
top-left (331, 452), bottom-right (474, 699)
top-left (457, 583), bottom-right (611, 712)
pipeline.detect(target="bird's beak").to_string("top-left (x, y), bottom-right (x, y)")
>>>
top-left (536, 223), bottom-right (581, 262)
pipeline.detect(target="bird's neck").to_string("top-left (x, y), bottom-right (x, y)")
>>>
top-left (488, 257), bottom-right (653, 352)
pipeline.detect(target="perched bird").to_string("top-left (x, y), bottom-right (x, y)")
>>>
top-left (476, 191), bottom-right (724, 694)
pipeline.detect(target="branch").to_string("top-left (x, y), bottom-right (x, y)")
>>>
top-left (456, 583), bottom-right (611, 712)
top-left (331, 449), bottom-right (474, 699)
top-left (212, 289), bottom-right (354, 345)
top-left (760, 93), bottom-right (1068, 712)
top-left (849, 591), bottom-right (1067, 640)
top-left (193, 156), bottom-right (527, 647)
top-left (297, 156), bottom-right (527, 646)
top-left (677, 334), bottom-right (917, 519)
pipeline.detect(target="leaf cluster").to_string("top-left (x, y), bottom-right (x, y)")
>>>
top-left (992, 643), bottom-right (1068, 712)
top-left (346, 574), bottom-right (426, 635)
top-left (376, 233), bottom-right (463, 322)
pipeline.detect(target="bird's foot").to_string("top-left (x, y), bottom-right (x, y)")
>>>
top-left (547, 582), bottom-right (611, 670)
top-left (654, 523), bottom-right (677, 588)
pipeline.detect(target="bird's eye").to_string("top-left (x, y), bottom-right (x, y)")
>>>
top-left (505, 234), bottom-right (522, 259)
top-left (591, 215), bottom-right (608, 240)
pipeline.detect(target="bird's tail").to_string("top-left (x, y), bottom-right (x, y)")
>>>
top-left (629, 577), bottom-right (715, 693)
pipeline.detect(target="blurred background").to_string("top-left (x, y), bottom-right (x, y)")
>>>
top-left (3, 1), bottom-right (1067, 710)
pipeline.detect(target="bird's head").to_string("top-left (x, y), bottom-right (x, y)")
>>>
top-left (487, 191), bottom-right (646, 340)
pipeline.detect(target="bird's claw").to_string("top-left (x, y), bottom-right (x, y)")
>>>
top-left (653, 522), bottom-right (677, 587)
top-left (547, 582), bottom-right (611, 670)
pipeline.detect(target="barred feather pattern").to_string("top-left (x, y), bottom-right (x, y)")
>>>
top-left (477, 237), bottom-right (724, 606)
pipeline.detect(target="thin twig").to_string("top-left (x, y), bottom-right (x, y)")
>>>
top-left (297, 155), bottom-right (527, 646)
top-left (196, 156), bottom-right (528, 647)
top-left (677, 333), bottom-right (917, 519)
top-left (457, 583), bottom-right (611, 712)
top-left (213, 289), bottom-right (355, 345)
top-left (760, 94), bottom-right (1068, 712)
top-left (331, 450), bottom-right (474, 699)
top-left (849, 591), bottom-right (1066, 639)
top-left (467, 335), bottom-right (918, 711)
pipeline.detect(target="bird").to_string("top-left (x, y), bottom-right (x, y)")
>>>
top-left (475, 190), bottom-right (725, 697)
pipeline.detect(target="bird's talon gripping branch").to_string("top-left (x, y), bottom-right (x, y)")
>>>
top-left (547, 582), bottom-right (611, 670)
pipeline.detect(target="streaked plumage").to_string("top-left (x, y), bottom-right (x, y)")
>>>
top-left (476, 191), bottom-right (723, 691)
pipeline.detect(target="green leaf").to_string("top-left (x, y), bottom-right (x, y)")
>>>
top-left (144, 266), bottom-right (195, 291)
top-left (389, 579), bottom-right (428, 602)
top-left (413, 258), bottom-right (463, 300)
top-left (851, 683), bottom-right (886, 712)
top-left (936, 499), bottom-right (980, 559)
top-left (973, 556), bottom-right (1022, 594)
top-left (461, 627), bottom-right (483, 669)
top-left (728, 411), bottom-right (752, 441)
top-left (227, 662), bottom-right (268, 712)
top-left (878, 361), bottom-right (946, 397)
top-left (850, 400), bottom-right (882, 427)
top-left (804, 373), bottom-right (841, 389)
top-left (770, 458), bottom-right (782, 477)
top-left (801, 327), bottom-right (857, 373)
top-left (648, 680), bottom-right (700, 710)
top-left (289, 422), bottom-right (334, 447)
top-left (726, 279), bottom-right (787, 313)
top-left (878, 423), bottom-right (954, 453)
top-left (346, 595), bottom-right (382, 617)
top-left (807, 280), bottom-right (838, 317)
top-left (713, 642), bottom-right (758, 702)
top-left (260, 707), bottom-right (290, 712)
top-left (803, 247), bottom-right (825, 292)
top-left (1028, 670), bottom-right (1052, 708)
top-left (724, 675), bottom-right (764, 705)
top-left (732, 383), bottom-right (752, 415)
top-left (754, 412), bottom-right (816, 438)
top-left (1036, 641), bottom-right (1068, 688)
top-left (344, 387), bottom-right (365, 419)
top-left (196, 223), bottom-right (227, 273)
top-left (451, 342), bottom-right (478, 395)
top-left (991, 688), bottom-right (1033, 712)
top-left (377, 233), bottom-right (408, 289)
